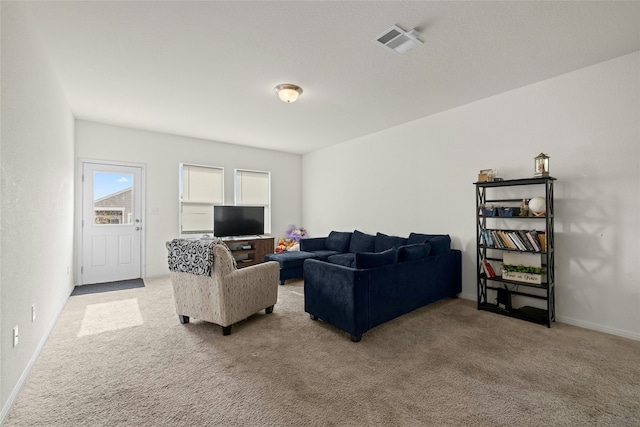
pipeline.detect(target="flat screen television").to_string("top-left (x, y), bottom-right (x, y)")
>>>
top-left (214, 205), bottom-right (265, 237)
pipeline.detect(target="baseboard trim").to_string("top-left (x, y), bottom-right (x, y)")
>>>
top-left (0, 285), bottom-right (73, 425)
top-left (459, 294), bottom-right (639, 341)
top-left (458, 292), bottom-right (476, 301)
top-left (556, 314), bottom-right (640, 341)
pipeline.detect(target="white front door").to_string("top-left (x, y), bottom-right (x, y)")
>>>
top-left (80, 162), bottom-right (143, 285)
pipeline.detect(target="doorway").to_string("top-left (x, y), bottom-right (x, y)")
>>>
top-left (78, 160), bottom-right (145, 285)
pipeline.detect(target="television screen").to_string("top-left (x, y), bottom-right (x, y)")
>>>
top-left (214, 206), bottom-right (265, 237)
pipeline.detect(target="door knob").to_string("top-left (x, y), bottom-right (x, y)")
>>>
top-left (135, 226), bottom-right (141, 231)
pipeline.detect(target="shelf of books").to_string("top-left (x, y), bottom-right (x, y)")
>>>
top-left (474, 177), bottom-right (556, 327)
top-left (480, 229), bottom-right (546, 252)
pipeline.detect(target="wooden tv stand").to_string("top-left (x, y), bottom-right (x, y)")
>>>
top-left (222, 236), bottom-right (275, 269)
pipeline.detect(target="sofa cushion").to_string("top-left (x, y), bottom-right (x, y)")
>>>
top-left (327, 253), bottom-right (356, 267)
top-left (300, 237), bottom-right (327, 252)
top-left (308, 250), bottom-right (342, 261)
top-left (348, 230), bottom-right (376, 253)
top-left (397, 243), bottom-right (431, 262)
top-left (374, 233), bottom-right (407, 252)
top-left (355, 248), bottom-right (397, 270)
top-left (406, 232), bottom-right (429, 245)
top-left (325, 231), bottom-right (352, 253)
top-left (426, 235), bottom-right (451, 256)
top-left (407, 233), bottom-right (451, 256)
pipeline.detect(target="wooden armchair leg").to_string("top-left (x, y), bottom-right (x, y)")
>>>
top-left (178, 315), bottom-right (189, 324)
top-left (222, 325), bottom-right (232, 336)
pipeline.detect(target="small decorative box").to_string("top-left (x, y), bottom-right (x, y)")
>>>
top-left (498, 207), bottom-right (521, 217)
top-left (481, 207), bottom-right (497, 217)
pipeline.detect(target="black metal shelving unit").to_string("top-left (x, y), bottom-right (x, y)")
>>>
top-left (475, 177), bottom-right (556, 327)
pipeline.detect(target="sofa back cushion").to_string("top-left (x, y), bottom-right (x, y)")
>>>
top-left (348, 230), bottom-right (376, 253)
top-left (426, 235), bottom-right (451, 255)
top-left (325, 231), bottom-right (352, 253)
top-left (397, 243), bottom-right (431, 262)
top-left (407, 233), bottom-right (451, 256)
top-left (406, 232), bottom-right (429, 245)
top-left (327, 253), bottom-right (356, 268)
top-left (355, 248), bottom-right (397, 269)
top-left (374, 233), bottom-right (408, 252)
top-left (300, 237), bottom-right (327, 252)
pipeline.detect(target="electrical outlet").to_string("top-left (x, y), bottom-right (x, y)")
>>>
top-left (13, 326), bottom-right (19, 347)
top-left (32, 304), bottom-right (36, 322)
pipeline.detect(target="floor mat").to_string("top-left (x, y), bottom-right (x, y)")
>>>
top-left (71, 278), bottom-right (145, 296)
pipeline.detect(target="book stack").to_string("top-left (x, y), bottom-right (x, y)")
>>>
top-left (481, 259), bottom-right (497, 278)
top-left (481, 229), bottom-right (545, 252)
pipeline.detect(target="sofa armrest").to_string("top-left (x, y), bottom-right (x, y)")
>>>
top-left (303, 259), bottom-right (369, 339)
top-left (300, 237), bottom-right (327, 252)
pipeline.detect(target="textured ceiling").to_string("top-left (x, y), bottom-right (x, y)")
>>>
top-left (24, 1), bottom-right (640, 154)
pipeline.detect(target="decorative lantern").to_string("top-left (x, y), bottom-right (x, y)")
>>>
top-left (534, 153), bottom-right (550, 177)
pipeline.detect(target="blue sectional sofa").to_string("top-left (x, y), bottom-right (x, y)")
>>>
top-left (302, 230), bottom-right (462, 342)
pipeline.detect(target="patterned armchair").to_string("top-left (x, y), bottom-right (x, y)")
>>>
top-left (170, 244), bottom-right (279, 335)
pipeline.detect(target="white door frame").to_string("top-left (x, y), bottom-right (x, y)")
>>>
top-left (76, 158), bottom-right (146, 285)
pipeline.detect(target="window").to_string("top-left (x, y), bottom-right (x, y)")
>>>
top-left (234, 169), bottom-right (270, 233)
top-left (94, 208), bottom-right (125, 224)
top-left (179, 164), bottom-right (224, 235)
top-left (93, 171), bottom-right (133, 225)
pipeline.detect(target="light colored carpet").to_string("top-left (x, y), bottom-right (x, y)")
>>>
top-left (6, 276), bottom-right (640, 426)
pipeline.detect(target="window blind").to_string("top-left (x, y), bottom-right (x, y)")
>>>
top-left (180, 165), bottom-right (223, 234)
top-left (235, 170), bottom-right (269, 205)
top-left (182, 165), bottom-right (223, 204)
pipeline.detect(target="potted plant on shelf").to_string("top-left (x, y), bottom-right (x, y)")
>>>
top-left (501, 264), bottom-right (545, 285)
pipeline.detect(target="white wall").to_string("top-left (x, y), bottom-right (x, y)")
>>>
top-left (1, 2), bottom-right (75, 420)
top-left (303, 52), bottom-right (640, 340)
top-left (75, 121), bottom-right (302, 278)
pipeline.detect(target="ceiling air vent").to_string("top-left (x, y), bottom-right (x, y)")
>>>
top-left (375, 25), bottom-right (423, 54)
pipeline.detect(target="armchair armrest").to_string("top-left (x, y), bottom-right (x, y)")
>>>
top-left (217, 261), bottom-right (279, 326)
top-left (225, 260), bottom-right (280, 287)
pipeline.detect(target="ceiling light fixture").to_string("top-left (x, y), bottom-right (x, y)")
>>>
top-left (274, 84), bottom-right (303, 103)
